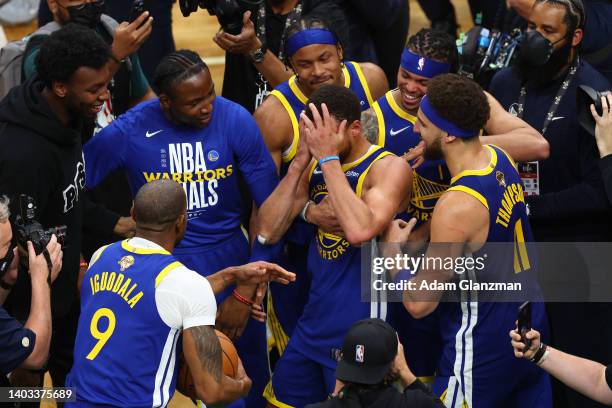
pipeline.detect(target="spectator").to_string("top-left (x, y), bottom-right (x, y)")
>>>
top-left (65, 180), bottom-right (296, 407)
top-left (0, 196), bottom-right (62, 380)
top-left (306, 318), bottom-right (445, 408)
top-left (213, 0), bottom-right (349, 113)
top-left (592, 93), bottom-right (612, 202)
top-left (38, 0), bottom-right (176, 83)
top-left (489, 1), bottom-right (612, 407)
top-left (0, 24), bottom-right (113, 395)
top-left (510, 326), bottom-right (612, 405)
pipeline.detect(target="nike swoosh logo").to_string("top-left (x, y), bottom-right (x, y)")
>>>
top-left (313, 169), bottom-right (322, 175)
top-left (551, 116), bottom-right (565, 122)
top-left (146, 130), bottom-right (163, 138)
top-left (390, 126), bottom-right (410, 136)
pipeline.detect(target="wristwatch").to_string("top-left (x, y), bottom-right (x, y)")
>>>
top-left (249, 43), bottom-right (267, 64)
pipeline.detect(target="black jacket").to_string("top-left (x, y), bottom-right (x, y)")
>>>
top-left (306, 381), bottom-right (445, 408)
top-left (0, 78), bottom-right (87, 318)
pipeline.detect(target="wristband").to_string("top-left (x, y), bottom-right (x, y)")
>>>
top-left (232, 289), bottom-right (254, 307)
top-left (530, 342), bottom-right (547, 365)
top-left (257, 234), bottom-right (267, 245)
top-left (319, 155), bottom-right (340, 166)
top-left (300, 200), bottom-right (314, 223)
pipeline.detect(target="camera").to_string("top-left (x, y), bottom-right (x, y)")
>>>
top-left (457, 26), bottom-right (523, 87)
top-left (130, 0), bottom-right (146, 24)
top-left (178, 0), bottom-right (263, 35)
top-left (13, 195), bottom-right (66, 263)
top-left (577, 85), bottom-right (611, 137)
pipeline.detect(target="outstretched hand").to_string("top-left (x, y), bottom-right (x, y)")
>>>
top-left (233, 261), bottom-right (296, 286)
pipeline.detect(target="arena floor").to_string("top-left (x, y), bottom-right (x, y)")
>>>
top-left (1, 1), bottom-right (474, 406)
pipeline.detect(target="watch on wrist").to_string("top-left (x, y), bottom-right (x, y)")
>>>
top-left (249, 43), bottom-right (267, 64)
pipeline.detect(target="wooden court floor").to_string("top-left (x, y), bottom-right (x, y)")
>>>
top-left (1, 1), bottom-right (473, 406)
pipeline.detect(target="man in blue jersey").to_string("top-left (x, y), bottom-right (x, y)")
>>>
top-left (83, 50), bottom-right (278, 408)
top-left (253, 14), bottom-right (389, 361)
top-left (257, 84), bottom-right (412, 407)
top-left (360, 28), bottom-right (550, 381)
top-left (66, 180), bottom-right (296, 408)
top-left (383, 74), bottom-right (551, 407)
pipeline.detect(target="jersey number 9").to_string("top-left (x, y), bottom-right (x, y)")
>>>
top-left (86, 308), bottom-right (117, 360)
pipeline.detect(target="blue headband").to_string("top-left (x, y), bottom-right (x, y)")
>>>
top-left (286, 28), bottom-right (338, 57)
top-left (420, 95), bottom-right (479, 138)
top-left (400, 49), bottom-right (451, 78)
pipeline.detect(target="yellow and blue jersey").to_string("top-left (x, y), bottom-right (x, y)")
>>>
top-left (372, 90), bottom-right (450, 224)
top-left (288, 146), bottom-right (393, 367)
top-left (66, 241), bottom-right (183, 407)
top-left (434, 145), bottom-right (550, 407)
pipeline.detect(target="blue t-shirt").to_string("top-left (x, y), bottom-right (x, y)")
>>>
top-left (0, 307), bottom-right (35, 375)
top-left (84, 97), bottom-right (278, 249)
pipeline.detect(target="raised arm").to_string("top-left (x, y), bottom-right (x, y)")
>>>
top-left (481, 91), bottom-right (549, 162)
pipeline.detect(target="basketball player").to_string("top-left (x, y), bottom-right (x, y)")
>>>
top-left (383, 74), bottom-right (551, 407)
top-left (83, 50), bottom-right (278, 407)
top-left (257, 85), bottom-right (412, 407)
top-left (253, 14), bottom-right (389, 360)
top-left (65, 180), bottom-right (296, 407)
top-left (362, 28), bottom-right (550, 381)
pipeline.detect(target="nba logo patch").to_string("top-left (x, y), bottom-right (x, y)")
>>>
top-left (418, 57), bottom-right (425, 71)
top-left (355, 345), bottom-right (365, 363)
top-left (208, 150), bottom-right (219, 162)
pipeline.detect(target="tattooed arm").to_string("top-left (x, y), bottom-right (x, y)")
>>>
top-left (361, 108), bottom-right (381, 145)
top-left (182, 326), bottom-right (251, 404)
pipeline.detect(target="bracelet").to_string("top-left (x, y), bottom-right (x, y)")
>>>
top-left (319, 155), bottom-right (340, 166)
top-left (232, 289), bottom-right (254, 307)
top-left (300, 200), bottom-right (314, 223)
top-left (530, 342), bottom-right (548, 365)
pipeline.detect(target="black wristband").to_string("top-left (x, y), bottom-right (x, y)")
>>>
top-left (530, 342), bottom-right (547, 364)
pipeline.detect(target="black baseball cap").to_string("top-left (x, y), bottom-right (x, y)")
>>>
top-left (335, 318), bottom-right (398, 385)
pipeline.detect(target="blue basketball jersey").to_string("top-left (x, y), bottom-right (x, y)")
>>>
top-left (372, 90), bottom-right (450, 223)
top-left (84, 97), bottom-right (278, 250)
top-left (435, 145), bottom-right (549, 407)
top-left (290, 146), bottom-right (394, 367)
top-left (66, 241), bottom-right (185, 407)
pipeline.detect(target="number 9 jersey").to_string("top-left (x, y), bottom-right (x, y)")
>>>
top-left (66, 238), bottom-right (216, 408)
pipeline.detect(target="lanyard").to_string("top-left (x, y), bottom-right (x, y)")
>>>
top-left (517, 57), bottom-right (579, 135)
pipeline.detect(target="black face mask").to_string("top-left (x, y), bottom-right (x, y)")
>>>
top-left (67, 0), bottom-right (105, 28)
top-left (515, 30), bottom-right (573, 86)
top-left (0, 242), bottom-right (15, 279)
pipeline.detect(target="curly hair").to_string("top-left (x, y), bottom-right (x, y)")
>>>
top-left (36, 24), bottom-right (111, 88)
top-left (426, 74), bottom-right (490, 139)
top-left (305, 84), bottom-right (360, 125)
top-left (406, 28), bottom-right (459, 73)
top-left (152, 50), bottom-right (209, 97)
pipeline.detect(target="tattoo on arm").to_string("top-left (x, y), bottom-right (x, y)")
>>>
top-left (361, 109), bottom-right (379, 145)
top-left (189, 326), bottom-right (222, 383)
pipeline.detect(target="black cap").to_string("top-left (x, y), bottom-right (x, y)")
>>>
top-left (335, 318), bottom-right (398, 385)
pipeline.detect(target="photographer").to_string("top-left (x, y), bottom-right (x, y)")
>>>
top-left (593, 93), bottom-right (612, 203)
top-left (0, 25), bottom-right (113, 393)
top-left (0, 196), bottom-right (62, 377)
top-left (510, 326), bottom-right (612, 405)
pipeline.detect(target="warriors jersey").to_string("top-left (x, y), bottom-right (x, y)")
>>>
top-left (435, 145), bottom-right (549, 407)
top-left (66, 238), bottom-right (217, 407)
top-left (84, 97), bottom-right (278, 249)
top-left (372, 90), bottom-right (450, 223)
top-left (289, 146), bottom-right (393, 367)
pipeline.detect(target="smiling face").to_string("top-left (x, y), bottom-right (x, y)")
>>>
top-left (55, 64), bottom-right (111, 119)
top-left (414, 110), bottom-right (445, 161)
top-left (289, 44), bottom-right (344, 97)
top-left (396, 67), bottom-right (430, 114)
top-left (160, 69), bottom-right (216, 128)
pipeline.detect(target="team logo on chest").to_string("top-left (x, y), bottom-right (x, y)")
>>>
top-left (118, 255), bottom-right (135, 272)
top-left (208, 150), bottom-right (220, 162)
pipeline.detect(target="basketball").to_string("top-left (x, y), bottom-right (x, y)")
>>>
top-left (176, 329), bottom-right (240, 399)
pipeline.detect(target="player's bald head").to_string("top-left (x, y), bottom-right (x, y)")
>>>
top-left (133, 180), bottom-right (186, 231)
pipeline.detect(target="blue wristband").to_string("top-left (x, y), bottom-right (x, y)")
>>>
top-left (319, 155), bottom-right (340, 166)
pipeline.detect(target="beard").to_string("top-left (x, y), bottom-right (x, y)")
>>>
top-left (423, 137), bottom-right (443, 161)
top-left (514, 42), bottom-right (573, 88)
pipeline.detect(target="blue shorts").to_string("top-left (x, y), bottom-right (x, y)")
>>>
top-left (174, 230), bottom-right (269, 408)
top-left (265, 340), bottom-right (335, 408)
